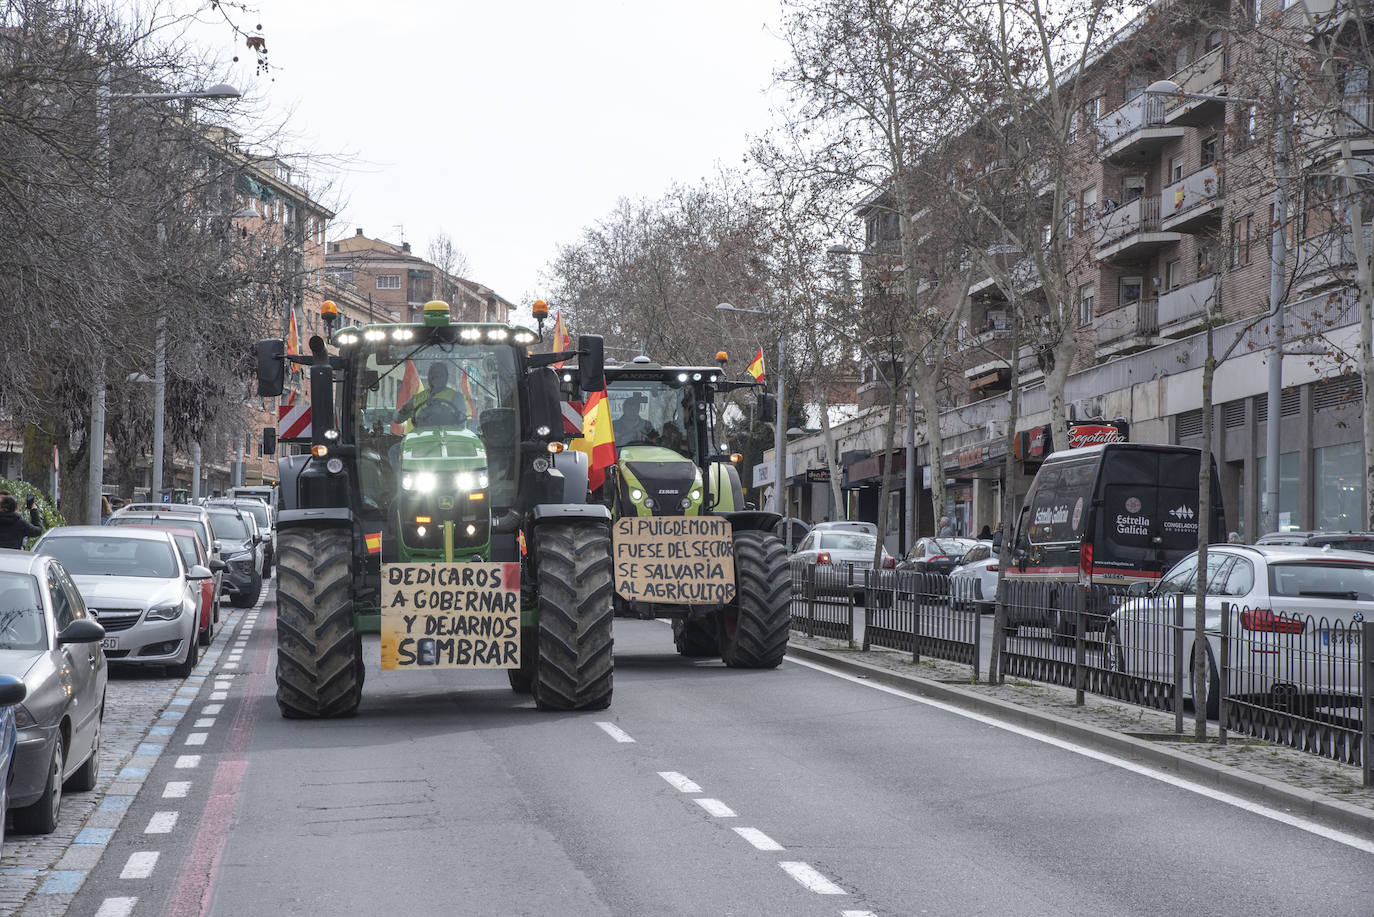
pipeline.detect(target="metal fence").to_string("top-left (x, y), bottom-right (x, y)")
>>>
top-left (788, 565), bottom-right (855, 642)
top-left (864, 570), bottom-right (982, 676)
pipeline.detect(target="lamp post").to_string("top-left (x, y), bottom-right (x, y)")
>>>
top-left (89, 79), bottom-right (240, 520)
top-left (716, 302), bottom-right (785, 527)
top-left (1146, 78), bottom-right (1288, 534)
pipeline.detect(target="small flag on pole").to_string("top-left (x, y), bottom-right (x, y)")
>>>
top-left (365, 532), bottom-right (382, 554)
top-left (286, 310), bottom-right (302, 373)
top-left (746, 347), bottom-right (765, 383)
top-left (552, 313), bottom-right (572, 369)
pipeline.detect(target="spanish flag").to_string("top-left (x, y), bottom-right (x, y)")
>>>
top-left (570, 389), bottom-right (616, 491)
top-left (365, 532), bottom-right (382, 554)
top-left (746, 347), bottom-right (765, 383)
top-left (460, 372), bottom-right (476, 418)
top-left (286, 309), bottom-right (302, 373)
top-left (552, 313), bottom-right (572, 369)
top-left (390, 360), bottom-right (421, 435)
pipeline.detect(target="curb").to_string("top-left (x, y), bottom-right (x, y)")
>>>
top-left (785, 643), bottom-right (1374, 841)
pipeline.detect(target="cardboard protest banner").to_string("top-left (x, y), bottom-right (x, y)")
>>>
top-left (380, 562), bottom-right (521, 670)
top-left (612, 516), bottom-right (735, 604)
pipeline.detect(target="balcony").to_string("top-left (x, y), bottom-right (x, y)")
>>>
top-left (1095, 298), bottom-right (1158, 356)
top-left (1160, 162), bottom-right (1223, 232)
top-left (1295, 224), bottom-right (1370, 292)
top-left (1097, 93), bottom-right (1186, 161)
top-left (1305, 93), bottom-right (1374, 159)
top-left (1158, 274), bottom-right (1218, 338)
top-left (964, 335), bottom-right (1014, 394)
top-left (1094, 196), bottom-right (1183, 262)
top-left (1011, 256), bottom-right (1043, 294)
top-left (1162, 47), bottom-right (1227, 127)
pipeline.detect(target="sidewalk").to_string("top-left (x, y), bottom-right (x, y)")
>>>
top-left (785, 632), bottom-right (1374, 841)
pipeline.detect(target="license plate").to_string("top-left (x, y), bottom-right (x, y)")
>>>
top-left (1321, 630), bottom-right (1360, 647)
top-left (100, 637), bottom-right (118, 651)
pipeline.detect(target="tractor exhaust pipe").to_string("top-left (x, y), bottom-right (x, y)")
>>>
top-left (308, 334), bottom-right (334, 446)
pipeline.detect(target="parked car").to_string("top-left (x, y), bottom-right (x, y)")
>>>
top-left (145, 524), bottom-right (225, 645)
top-left (1256, 530), bottom-right (1374, 555)
top-left (203, 506), bottom-right (264, 607)
top-left (899, 537), bottom-right (983, 576)
top-left (33, 527), bottom-right (209, 678)
top-left (790, 529), bottom-right (894, 598)
top-left (774, 517), bottom-right (811, 552)
top-left (811, 520), bottom-right (878, 537)
top-left (106, 508), bottom-right (222, 620)
top-left (1108, 544), bottom-right (1374, 718)
top-left (208, 497), bottom-right (274, 573)
top-left (0, 549), bottom-right (106, 834)
top-left (948, 543), bottom-right (999, 613)
top-left (0, 673), bottom-right (26, 849)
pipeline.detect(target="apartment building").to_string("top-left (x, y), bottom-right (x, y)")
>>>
top-left (764, 0), bottom-right (1374, 546)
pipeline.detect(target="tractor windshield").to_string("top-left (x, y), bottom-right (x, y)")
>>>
top-left (605, 380), bottom-right (698, 459)
top-left (352, 340), bottom-right (522, 509)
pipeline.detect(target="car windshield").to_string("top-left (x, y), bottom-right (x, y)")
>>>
top-left (0, 571), bottom-right (45, 651)
top-left (38, 535), bottom-right (179, 579)
top-left (236, 503), bottom-right (269, 528)
top-left (820, 533), bottom-right (876, 552)
top-left (930, 539), bottom-right (977, 555)
top-left (603, 378), bottom-right (699, 458)
top-left (1268, 562), bottom-right (1374, 600)
top-left (208, 511), bottom-right (248, 541)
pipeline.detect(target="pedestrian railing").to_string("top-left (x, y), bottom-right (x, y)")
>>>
top-left (788, 565), bottom-right (855, 642)
top-left (863, 570), bottom-right (982, 678)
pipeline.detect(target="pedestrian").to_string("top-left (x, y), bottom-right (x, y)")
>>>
top-left (978, 524), bottom-right (993, 540)
top-left (24, 493), bottom-right (40, 528)
top-left (0, 494), bottom-right (42, 549)
top-left (100, 496), bottom-right (113, 524)
top-left (1228, 531), bottom-right (1243, 544)
top-left (938, 516), bottom-right (954, 537)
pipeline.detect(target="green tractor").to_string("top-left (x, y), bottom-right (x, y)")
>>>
top-left (255, 300), bottom-right (614, 717)
top-left (597, 358), bottom-right (791, 667)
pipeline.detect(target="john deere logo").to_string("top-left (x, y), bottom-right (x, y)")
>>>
top-left (1125, 497), bottom-right (1142, 514)
top-left (437, 496), bottom-right (455, 510)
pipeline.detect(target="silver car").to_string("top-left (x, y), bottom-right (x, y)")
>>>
top-left (34, 527), bottom-right (209, 677)
top-left (790, 530), bottom-right (893, 598)
top-left (208, 498), bottom-right (274, 574)
top-left (0, 549), bottom-right (106, 834)
top-left (204, 506), bottom-right (264, 607)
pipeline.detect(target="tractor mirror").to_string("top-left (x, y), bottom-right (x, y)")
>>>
top-left (262, 426), bottom-right (277, 456)
top-left (526, 367), bottom-right (562, 439)
top-left (758, 392), bottom-right (777, 423)
top-left (256, 339), bottom-right (285, 397)
top-left (577, 334), bottom-right (605, 393)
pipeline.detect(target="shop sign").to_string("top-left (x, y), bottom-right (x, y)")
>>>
top-left (806, 468), bottom-right (831, 483)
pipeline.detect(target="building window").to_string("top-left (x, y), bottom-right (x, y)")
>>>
top-left (1063, 196), bottom-right (1078, 237)
top-left (1078, 282), bottom-right (1095, 325)
top-left (1201, 134), bottom-right (1219, 166)
top-left (1123, 176), bottom-right (1146, 202)
top-left (1315, 442), bottom-right (1363, 530)
top-left (377, 274), bottom-right (401, 290)
top-left (1230, 214), bottom-right (1252, 268)
top-left (1165, 259), bottom-right (1183, 291)
top-left (1256, 452), bottom-right (1301, 531)
top-left (1120, 276), bottom-right (1143, 304)
top-left (1198, 242), bottom-right (1216, 276)
top-left (1080, 187), bottom-right (1097, 228)
top-left (1168, 156), bottom-right (1184, 183)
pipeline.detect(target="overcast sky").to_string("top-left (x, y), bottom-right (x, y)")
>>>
top-left (198, 0), bottom-right (790, 310)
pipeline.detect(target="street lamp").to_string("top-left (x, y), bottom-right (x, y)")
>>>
top-left (88, 79), bottom-right (241, 520)
top-left (716, 302), bottom-right (786, 525)
top-left (1146, 78), bottom-right (1288, 535)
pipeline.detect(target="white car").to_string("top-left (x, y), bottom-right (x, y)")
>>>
top-left (34, 527), bottom-right (212, 678)
top-left (1107, 545), bottom-right (1374, 718)
top-left (948, 543), bottom-right (999, 612)
top-left (790, 530), bottom-right (894, 598)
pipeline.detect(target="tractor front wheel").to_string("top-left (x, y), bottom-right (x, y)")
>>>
top-left (720, 530), bottom-right (790, 669)
top-left (275, 527), bottom-right (363, 718)
top-left (532, 523), bottom-right (613, 711)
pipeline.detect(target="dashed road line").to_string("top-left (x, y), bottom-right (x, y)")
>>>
top-left (657, 771), bottom-right (702, 793)
top-left (194, 718), bottom-right (215, 728)
top-left (202, 704), bottom-right (223, 715)
top-left (842, 911), bottom-right (878, 916)
top-left (693, 798), bottom-right (736, 818)
top-left (163, 781), bottom-right (190, 799)
top-left (595, 722), bottom-right (636, 743)
top-left (95, 898), bottom-right (138, 917)
top-left (185, 732), bottom-right (207, 746)
top-left (119, 852), bottom-right (159, 880)
top-left (174, 755), bottom-right (200, 769)
top-left (145, 811), bottom-right (178, 834)
top-left (779, 861), bottom-right (846, 895)
top-left (733, 827), bottom-right (784, 851)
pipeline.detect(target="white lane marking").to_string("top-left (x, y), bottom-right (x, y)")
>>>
top-left (120, 851), bottom-right (159, 879)
top-left (222, 663), bottom-right (238, 670)
top-left (163, 781), bottom-right (190, 799)
top-left (95, 898), bottom-right (138, 917)
top-left (658, 771), bottom-right (703, 793)
top-left (194, 718), bottom-right (215, 728)
top-left (787, 656), bottom-right (1374, 855)
top-left (779, 861), bottom-right (846, 895)
top-left (202, 704), bottom-right (223, 715)
top-left (185, 732), bottom-right (207, 746)
top-left (145, 811), bottom-right (178, 834)
top-left (210, 691), bottom-right (227, 700)
top-left (693, 798), bottom-right (737, 818)
top-left (842, 911), bottom-right (878, 916)
top-left (734, 827), bottom-right (784, 851)
top-left (595, 722), bottom-right (635, 743)
top-left (174, 755), bottom-right (200, 769)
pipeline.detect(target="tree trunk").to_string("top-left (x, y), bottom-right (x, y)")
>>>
top-left (1195, 328), bottom-right (1215, 743)
top-left (913, 366), bottom-right (944, 537)
top-left (818, 391), bottom-right (845, 520)
top-left (992, 305), bottom-right (1022, 685)
top-left (1046, 317), bottom-right (1075, 452)
top-left (872, 375), bottom-right (902, 568)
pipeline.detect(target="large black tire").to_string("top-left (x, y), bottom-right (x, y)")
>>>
top-left (720, 530), bottom-right (790, 669)
top-left (532, 523), bottom-right (614, 711)
top-left (508, 625), bottom-right (537, 694)
top-left (276, 527), bottom-right (363, 719)
top-left (673, 616), bottom-right (719, 657)
top-left (13, 732), bottom-right (63, 834)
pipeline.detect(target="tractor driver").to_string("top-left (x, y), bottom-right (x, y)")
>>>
top-left (394, 362), bottom-right (464, 429)
top-left (614, 394), bottom-right (657, 444)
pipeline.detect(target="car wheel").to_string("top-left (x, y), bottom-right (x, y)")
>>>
top-left (13, 733), bottom-right (63, 834)
top-left (199, 613), bottom-right (214, 647)
top-left (1103, 625), bottom-right (1126, 673)
top-left (172, 633), bottom-right (200, 679)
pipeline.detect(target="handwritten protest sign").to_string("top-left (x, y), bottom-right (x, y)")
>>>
top-left (380, 562), bottom-right (521, 670)
top-left (613, 516), bottom-right (735, 604)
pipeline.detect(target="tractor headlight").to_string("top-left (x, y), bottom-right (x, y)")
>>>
top-left (416, 525), bottom-right (427, 538)
top-left (326, 458), bottom-right (344, 474)
top-left (478, 471), bottom-right (489, 488)
top-left (147, 601), bottom-right (182, 621)
top-left (690, 489), bottom-right (701, 502)
top-left (643, 497), bottom-right (655, 509)
top-left (415, 472), bottom-right (437, 492)
top-left (402, 474), bottom-right (413, 490)
top-left (630, 488), bottom-right (644, 503)
top-left (456, 472), bottom-right (475, 490)
top-left (532, 457), bottom-right (550, 473)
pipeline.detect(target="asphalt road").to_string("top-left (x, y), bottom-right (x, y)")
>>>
top-left (66, 593), bottom-right (1374, 917)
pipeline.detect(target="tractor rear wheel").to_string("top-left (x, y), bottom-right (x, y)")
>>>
top-left (532, 523), bottom-right (613, 711)
top-left (275, 527), bottom-right (363, 719)
top-left (720, 530), bottom-right (790, 669)
top-left (673, 616), bottom-right (719, 657)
